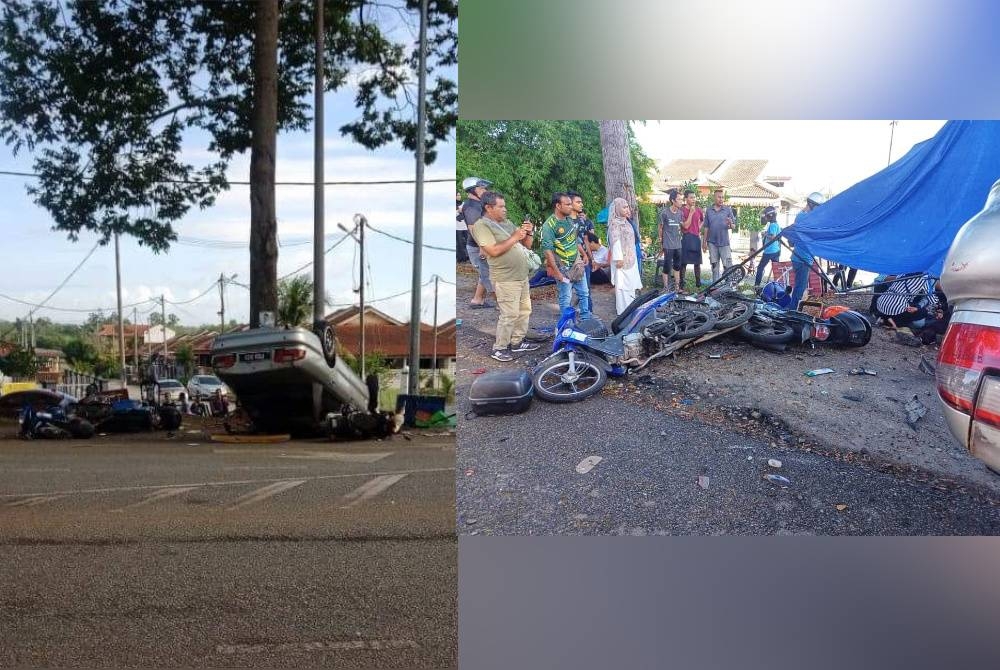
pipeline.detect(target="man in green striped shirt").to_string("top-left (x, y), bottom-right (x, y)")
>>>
top-left (541, 192), bottom-right (592, 320)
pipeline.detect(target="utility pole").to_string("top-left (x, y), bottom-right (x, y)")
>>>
top-left (407, 0), bottom-right (428, 397)
top-left (114, 232), bottom-right (126, 386)
top-left (888, 120), bottom-right (898, 166)
top-left (160, 294), bottom-right (167, 359)
top-left (133, 306), bottom-right (138, 374)
top-left (432, 274), bottom-right (439, 390)
top-left (313, 0), bottom-right (326, 333)
top-left (340, 214), bottom-right (368, 381)
top-left (218, 272), bottom-right (226, 333)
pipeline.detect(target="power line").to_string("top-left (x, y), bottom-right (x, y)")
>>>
top-left (278, 231), bottom-right (353, 280)
top-left (26, 240), bottom-right (102, 318)
top-left (365, 222), bottom-right (455, 252)
top-left (0, 292), bottom-right (155, 314)
top-left (163, 281), bottom-right (219, 306)
top-left (0, 169), bottom-right (454, 187)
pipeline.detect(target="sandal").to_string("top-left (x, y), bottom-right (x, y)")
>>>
top-left (468, 301), bottom-right (494, 309)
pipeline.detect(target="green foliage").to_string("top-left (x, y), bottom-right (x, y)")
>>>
top-left (737, 206), bottom-right (766, 233)
top-left (174, 343), bottom-right (194, 382)
top-left (457, 120), bottom-right (658, 245)
top-left (277, 275), bottom-right (327, 328)
top-left (0, 344), bottom-right (38, 379)
top-left (0, 0), bottom-right (457, 251)
top-left (342, 351), bottom-right (389, 379)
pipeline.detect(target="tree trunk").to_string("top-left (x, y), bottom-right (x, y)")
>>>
top-left (249, 0), bottom-right (279, 328)
top-left (599, 120), bottom-right (639, 227)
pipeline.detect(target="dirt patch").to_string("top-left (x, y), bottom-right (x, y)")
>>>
top-left (455, 262), bottom-right (1000, 496)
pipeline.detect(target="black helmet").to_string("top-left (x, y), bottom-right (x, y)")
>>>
top-left (762, 206), bottom-right (777, 221)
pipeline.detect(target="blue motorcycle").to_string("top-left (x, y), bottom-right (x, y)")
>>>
top-left (531, 289), bottom-right (720, 403)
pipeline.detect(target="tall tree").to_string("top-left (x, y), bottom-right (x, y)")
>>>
top-left (0, 0), bottom-right (457, 326)
top-left (599, 120), bottom-right (639, 225)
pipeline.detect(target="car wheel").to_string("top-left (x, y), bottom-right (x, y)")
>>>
top-left (315, 321), bottom-right (337, 367)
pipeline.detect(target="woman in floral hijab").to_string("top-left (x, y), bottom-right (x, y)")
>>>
top-left (608, 197), bottom-right (643, 314)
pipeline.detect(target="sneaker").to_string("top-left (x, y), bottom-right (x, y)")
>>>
top-left (491, 349), bottom-right (514, 362)
top-left (510, 341), bottom-right (540, 353)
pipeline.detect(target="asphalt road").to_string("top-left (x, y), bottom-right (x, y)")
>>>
top-left (457, 374), bottom-right (1000, 535)
top-left (0, 432), bottom-right (456, 668)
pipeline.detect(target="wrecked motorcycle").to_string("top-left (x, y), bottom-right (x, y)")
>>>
top-left (532, 290), bottom-right (724, 402)
top-left (19, 404), bottom-right (95, 440)
top-left (740, 302), bottom-right (872, 349)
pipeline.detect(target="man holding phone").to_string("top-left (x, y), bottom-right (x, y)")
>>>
top-left (470, 191), bottom-right (541, 362)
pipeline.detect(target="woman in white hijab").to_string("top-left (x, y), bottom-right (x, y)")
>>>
top-left (608, 197), bottom-right (643, 314)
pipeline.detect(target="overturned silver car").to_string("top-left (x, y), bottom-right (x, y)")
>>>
top-left (211, 323), bottom-right (397, 438)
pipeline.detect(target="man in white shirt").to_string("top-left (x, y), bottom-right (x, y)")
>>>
top-left (585, 231), bottom-right (611, 284)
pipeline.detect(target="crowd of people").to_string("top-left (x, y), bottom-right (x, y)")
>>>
top-left (457, 175), bottom-right (951, 364)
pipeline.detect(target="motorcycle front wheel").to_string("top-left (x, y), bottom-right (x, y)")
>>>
top-left (532, 352), bottom-right (607, 403)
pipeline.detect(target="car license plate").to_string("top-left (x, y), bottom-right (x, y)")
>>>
top-left (239, 351), bottom-right (270, 362)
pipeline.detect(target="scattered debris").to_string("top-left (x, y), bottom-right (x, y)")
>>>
top-left (842, 392), bottom-right (864, 402)
top-left (764, 474), bottom-right (791, 486)
top-left (904, 395), bottom-right (928, 428)
top-left (471, 368), bottom-right (488, 375)
top-left (707, 354), bottom-right (722, 359)
top-left (835, 504), bottom-right (848, 511)
top-left (465, 469), bottom-right (475, 476)
top-left (804, 368), bottom-right (835, 377)
top-left (575, 455), bottom-right (603, 474)
top-left (895, 330), bottom-right (923, 347)
top-left (849, 367), bottom-right (878, 376)
top-left (767, 459), bottom-right (782, 468)
top-left (918, 354), bottom-right (937, 376)
top-left (697, 476), bottom-right (710, 489)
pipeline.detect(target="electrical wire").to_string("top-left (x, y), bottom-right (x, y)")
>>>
top-left (278, 231), bottom-right (353, 280)
top-left (26, 240), bottom-right (102, 318)
top-left (0, 292), bottom-right (156, 314)
top-left (0, 169), bottom-right (454, 187)
top-left (365, 222), bottom-right (455, 252)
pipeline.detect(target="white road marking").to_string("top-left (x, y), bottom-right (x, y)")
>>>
top-left (6, 495), bottom-right (65, 507)
top-left (215, 639), bottom-right (419, 655)
top-left (276, 452), bottom-right (392, 464)
top-left (339, 474), bottom-right (408, 509)
top-left (0, 468), bottom-right (450, 500)
top-left (112, 486), bottom-right (199, 512)
top-left (575, 456), bottom-right (603, 474)
top-left (226, 480), bottom-right (307, 510)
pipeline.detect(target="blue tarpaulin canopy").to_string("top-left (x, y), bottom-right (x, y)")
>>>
top-left (782, 121), bottom-right (1000, 277)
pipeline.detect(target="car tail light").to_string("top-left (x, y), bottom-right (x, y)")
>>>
top-left (812, 324), bottom-right (830, 341)
top-left (972, 375), bottom-right (1000, 428)
top-left (936, 322), bottom-right (1000, 414)
top-left (273, 347), bottom-right (306, 363)
top-left (214, 354), bottom-right (236, 369)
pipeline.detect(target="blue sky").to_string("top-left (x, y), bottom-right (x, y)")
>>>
top-left (0, 81), bottom-right (457, 329)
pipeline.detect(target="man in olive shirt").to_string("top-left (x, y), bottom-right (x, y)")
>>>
top-left (470, 191), bottom-right (541, 362)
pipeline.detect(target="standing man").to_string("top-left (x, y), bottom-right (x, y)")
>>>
top-left (568, 190), bottom-right (596, 313)
top-left (754, 206), bottom-right (782, 289)
top-left (789, 191), bottom-right (826, 308)
top-left (542, 192), bottom-right (592, 320)
top-left (680, 189), bottom-right (705, 289)
top-left (470, 192), bottom-right (541, 362)
top-left (456, 191), bottom-right (469, 263)
top-left (703, 189), bottom-right (736, 282)
top-left (658, 189), bottom-right (684, 291)
top-left (458, 176), bottom-right (494, 309)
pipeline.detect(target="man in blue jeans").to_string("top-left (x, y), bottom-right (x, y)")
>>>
top-left (754, 206), bottom-right (782, 289)
top-left (541, 192), bottom-right (591, 320)
top-left (789, 192), bottom-right (826, 308)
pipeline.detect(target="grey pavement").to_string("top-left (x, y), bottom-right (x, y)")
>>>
top-left (0, 433), bottom-right (456, 667)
